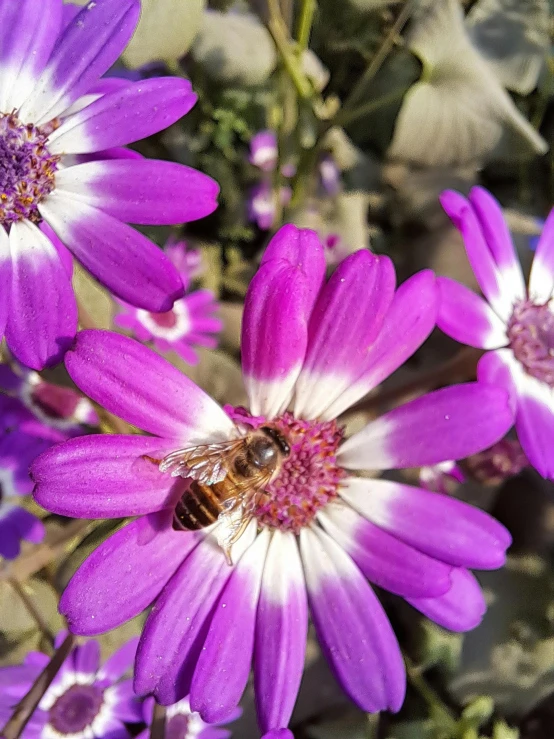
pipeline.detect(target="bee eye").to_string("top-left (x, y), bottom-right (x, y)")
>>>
top-left (249, 440), bottom-right (277, 467)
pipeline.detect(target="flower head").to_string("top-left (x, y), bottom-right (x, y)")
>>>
top-left (247, 182), bottom-right (291, 231)
top-left (436, 186), bottom-right (554, 479)
top-left (33, 226), bottom-right (513, 735)
top-left (0, 0), bottom-right (219, 370)
top-left (114, 241), bottom-right (221, 366)
top-left (419, 460), bottom-right (465, 495)
top-left (249, 131), bottom-right (278, 173)
top-left (0, 362), bottom-right (97, 558)
top-left (139, 696), bottom-right (237, 739)
top-left (0, 635), bottom-right (141, 738)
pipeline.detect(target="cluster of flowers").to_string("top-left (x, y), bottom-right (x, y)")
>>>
top-left (0, 1), bottom-right (553, 739)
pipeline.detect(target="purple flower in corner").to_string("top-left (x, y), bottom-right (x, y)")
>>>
top-left (0, 634), bottom-right (142, 738)
top-left (437, 187), bottom-right (554, 479)
top-left (33, 226), bottom-right (513, 736)
top-left (114, 240), bottom-right (222, 366)
top-left (0, 361), bottom-right (97, 558)
top-left (138, 696), bottom-right (238, 739)
top-left (0, 0), bottom-right (219, 370)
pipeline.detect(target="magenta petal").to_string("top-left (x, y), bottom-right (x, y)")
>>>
top-left (72, 640), bottom-right (100, 676)
top-left (468, 187), bottom-right (526, 302)
top-left (436, 277), bottom-right (508, 350)
top-left (529, 207), bottom-right (554, 303)
top-left (48, 78), bottom-right (197, 154)
top-left (55, 160), bottom-right (219, 225)
top-left (254, 532), bottom-right (307, 733)
top-left (318, 502), bottom-right (452, 598)
top-left (340, 478), bottom-right (511, 570)
top-left (0, 229), bottom-right (10, 341)
top-left (135, 536), bottom-right (233, 702)
top-left (262, 732), bottom-right (293, 739)
top-left (32, 434), bottom-right (180, 518)
top-left (407, 568), bottom-right (486, 632)
top-left (294, 251), bottom-right (396, 420)
top-left (40, 193), bottom-right (184, 312)
top-left (97, 638), bottom-right (139, 683)
top-left (59, 514), bottom-right (194, 635)
top-left (339, 383), bottom-right (514, 471)
top-left (477, 349), bottom-right (517, 410)
top-left (0, 0), bottom-right (62, 111)
top-left (440, 190), bottom-right (512, 322)
top-left (64, 330), bottom-right (234, 440)
top-left (301, 527), bottom-right (405, 713)
top-left (190, 531), bottom-right (271, 723)
top-left (322, 269), bottom-right (438, 421)
top-left (242, 226), bottom-right (325, 418)
top-left (21, 0), bottom-right (140, 125)
top-left (6, 220), bottom-right (77, 370)
top-left (514, 379), bottom-right (554, 479)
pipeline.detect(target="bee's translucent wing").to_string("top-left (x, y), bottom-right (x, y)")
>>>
top-left (159, 439), bottom-right (244, 485)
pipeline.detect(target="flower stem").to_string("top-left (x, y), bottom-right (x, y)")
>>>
top-left (341, 0), bottom-right (413, 113)
top-left (150, 702), bottom-right (166, 739)
top-left (404, 653), bottom-right (458, 734)
top-left (296, 0), bottom-right (316, 51)
top-left (9, 579), bottom-right (55, 649)
top-left (1, 632), bottom-right (75, 739)
top-left (267, 0), bottom-right (312, 99)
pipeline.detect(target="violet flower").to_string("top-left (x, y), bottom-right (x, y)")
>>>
top-left (0, 0), bottom-right (219, 370)
top-left (437, 187), bottom-right (554, 479)
top-left (0, 634), bottom-right (142, 739)
top-left (0, 363), bottom-right (97, 558)
top-left (248, 182), bottom-right (291, 231)
top-left (249, 131), bottom-right (278, 173)
top-left (419, 460), bottom-right (465, 495)
top-left (33, 226), bottom-right (513, 736)
top-left (138, 696), bottom-right (237, 739)
top-left (114, 240), bottom-right (221, 366)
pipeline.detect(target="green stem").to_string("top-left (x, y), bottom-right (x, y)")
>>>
top-left (334, 86), bottom-right (407, 128)
top-left (267, 0), bottom-right (312, 99)
top-left (404, 654), bottom-right (458, 734)
top-left (342, 0), bottom-right (413, 113)
top-left (296, 0), bottom-right (316, 51)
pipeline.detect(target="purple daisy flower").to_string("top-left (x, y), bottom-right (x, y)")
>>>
top-left (0, 0), bottom-right (219, 371)
top-left (247, 182), bottom-right (291, 231)
top-left (32, 225), bottom-right (513, 735)
top-left (0, 361), bottom-right (97, 558)
top-left (138, 696), bottom-right (237, 739)
top-left (0, 634), bottom-right (142, 738)
top-left (436, 187), bottom-right (554, 479)
top-left (114, 240), bottom-right (221, 366)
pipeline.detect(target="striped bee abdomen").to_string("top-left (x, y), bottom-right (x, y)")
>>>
top-left (173, 482), bottom-right (222, 530)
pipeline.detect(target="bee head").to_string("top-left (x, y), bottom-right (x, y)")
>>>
top-left (260, 426), bottom-right (290, 456)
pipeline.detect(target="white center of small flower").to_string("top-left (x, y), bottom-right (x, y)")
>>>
top-left (137, 301), bottom-right (191, 341)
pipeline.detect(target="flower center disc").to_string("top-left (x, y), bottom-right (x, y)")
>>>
top-left (49, 684), bottom-right (104, 735)
top-left (248, 411), bottom-right (346, 533)
top-left (507, 299), bottom-right (554, 386)
top-left (0, 112), bottom-right (59, 226)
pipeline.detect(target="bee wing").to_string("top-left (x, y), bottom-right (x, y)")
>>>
top-left (159, 439), bottom-right (245, 485)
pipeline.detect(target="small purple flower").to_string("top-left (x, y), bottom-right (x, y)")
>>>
top-left (114, 290), bottom-right (222, 366)
top-left (165, 237), bottom-right (204, 284)
top-left (0, 362), bottom-right (97, 558)
top-left (248, 182), bottom-right (291, 230)
top-left (318, 154), bottom-right (340, 196)
top-left (0, 0), bottom-right (219, 370)
top-left (249, 131), bottom-right (278, 173)
top-left (114, 240), bottom-right (221, 366)
top-left (419, 460), bottom-right (465, 495)
top-left (465, 437), bottom-right (528, 486)
top-left (0, 634), bottom-right (142, 738)
top-left (33, 226), bottom-right (513, 735)
top-left (138, 697), bottom-right (237, 739)
top-left (437, 187), bottom-right (554, 479)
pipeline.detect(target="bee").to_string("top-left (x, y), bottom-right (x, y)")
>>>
top-left (147, 426), bottom-right (290, 562)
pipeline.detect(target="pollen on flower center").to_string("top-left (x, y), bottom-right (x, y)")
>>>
top-left (253, 411), bottom-right (346, 533)
top-left (48, 683), bottom-right (104, 735)
top-left (0, 112), bottom-right (60, 227)
top-left (507, 299), bottom-right (554, 387)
